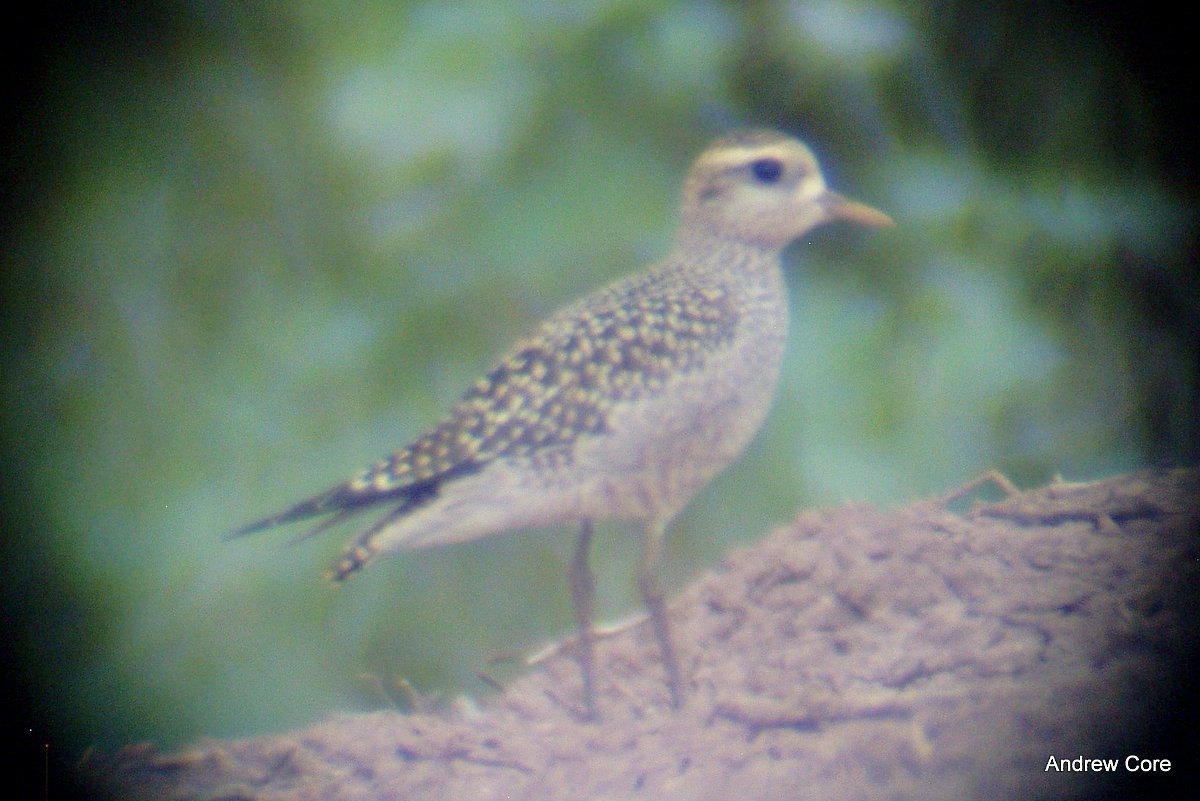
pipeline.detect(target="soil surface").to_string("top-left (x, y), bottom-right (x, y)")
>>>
top-left (88, 469), bottom-right (1198, 800)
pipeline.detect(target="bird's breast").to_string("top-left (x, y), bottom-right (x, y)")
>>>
top-left (565, 284), bottom-right (789, 522)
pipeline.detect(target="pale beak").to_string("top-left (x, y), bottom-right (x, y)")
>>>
top-left (822, 191), bottom-right (895, 228)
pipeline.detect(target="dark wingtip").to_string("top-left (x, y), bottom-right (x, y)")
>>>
top-left (223, 478), bottom-right (420, 543)
top-left (224, 464), bottom-right (469, 544)
top-left (223, 487), bottom-right (356, 541)
top-left (223, 516), bottom-right (279, 541)
top-left (286, 508), bottom-right (361, 545)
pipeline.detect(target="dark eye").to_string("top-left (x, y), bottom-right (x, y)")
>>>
top-left (750, 158), bottom-right (784, 184)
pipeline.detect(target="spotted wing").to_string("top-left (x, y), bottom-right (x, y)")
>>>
top-left (228, 268), bottom-right (740, 539)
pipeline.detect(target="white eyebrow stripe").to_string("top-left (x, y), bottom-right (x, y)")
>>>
top-left (695, 145), bottom-right (799, 172)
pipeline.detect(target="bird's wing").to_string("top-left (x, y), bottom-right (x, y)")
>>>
top-left (228, 269), bottom-right (740, 539)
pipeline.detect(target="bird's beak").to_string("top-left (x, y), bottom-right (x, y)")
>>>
top-left (822, 191), bottom-right (894, 228)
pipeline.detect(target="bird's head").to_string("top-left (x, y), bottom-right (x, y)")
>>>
top-left (678, 129), bottom-right (893, 251)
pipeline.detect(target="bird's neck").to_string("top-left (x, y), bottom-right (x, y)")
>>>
top-left (672, 232), bottom-right (786, 290)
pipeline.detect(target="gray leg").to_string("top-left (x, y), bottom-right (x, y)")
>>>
top-left (569, 519), bottom-right (598, 720)
top-left (637, 518), bottom-right (683, 708)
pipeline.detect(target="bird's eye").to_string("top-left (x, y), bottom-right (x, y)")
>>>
top-left (750, 158), bottom-right (784, 184)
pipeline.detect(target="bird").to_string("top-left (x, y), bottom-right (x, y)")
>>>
top-left (228, 129), bottom-right (893, 720)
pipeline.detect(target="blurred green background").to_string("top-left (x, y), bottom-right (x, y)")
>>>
top-left (2, 0), bottom-right (1195, 769)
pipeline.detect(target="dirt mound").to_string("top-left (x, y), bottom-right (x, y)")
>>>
top-left (90, 469), bottom-right (1198, 800)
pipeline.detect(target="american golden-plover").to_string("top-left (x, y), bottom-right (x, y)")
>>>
top-left (230, 129), bottom-right (892, 719)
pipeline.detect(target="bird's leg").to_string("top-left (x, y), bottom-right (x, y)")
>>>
top-left (637, 519), bottom-right (683, 709)
top-left (569, 518), bottom-right (598, 720)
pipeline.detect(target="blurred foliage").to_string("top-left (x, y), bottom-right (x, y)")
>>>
top-left (1, 0), bottom-right (1195, 760)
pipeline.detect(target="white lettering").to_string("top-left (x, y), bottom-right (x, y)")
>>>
top-left (1045, 755), bottom-right (1123, 772)
top-left (1125, 755), bottom-right (1171, 772)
